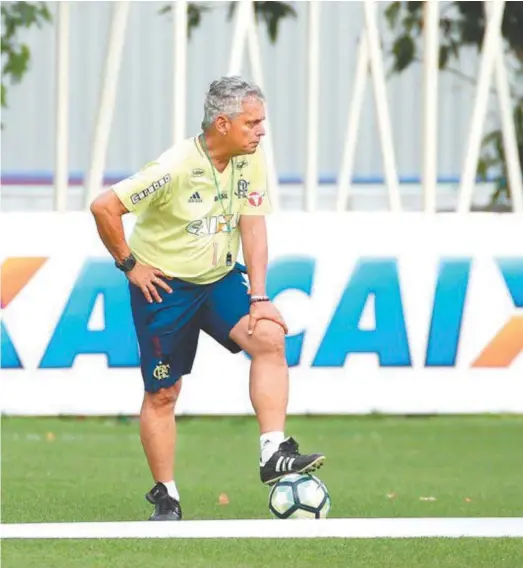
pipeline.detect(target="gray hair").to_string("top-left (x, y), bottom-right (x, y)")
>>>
top-left (201, 76), bottom-right (265, 130)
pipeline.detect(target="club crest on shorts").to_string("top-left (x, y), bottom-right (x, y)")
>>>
top-left (153, 361), bottom-right (170, 380)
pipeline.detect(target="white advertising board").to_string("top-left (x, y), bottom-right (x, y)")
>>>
top-left (1, 212), bottom-right (522, 415)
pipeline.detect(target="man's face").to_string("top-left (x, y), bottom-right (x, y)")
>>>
top-left (224, 98), bottom-right (266, 155)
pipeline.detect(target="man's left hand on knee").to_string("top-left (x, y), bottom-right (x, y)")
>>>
top-left (248, 301), bottom-right (288, 336)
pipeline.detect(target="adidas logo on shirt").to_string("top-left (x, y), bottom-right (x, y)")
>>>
top-left (188, 192), bottom-right (203, 203)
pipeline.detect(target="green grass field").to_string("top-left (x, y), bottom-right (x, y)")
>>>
top-left (2, 415), bottom-right (523, 567)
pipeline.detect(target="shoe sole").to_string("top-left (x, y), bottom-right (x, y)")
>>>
top-left (262, 455), bottom-right (326, 486)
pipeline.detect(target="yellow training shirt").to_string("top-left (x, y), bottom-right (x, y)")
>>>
top-left (112, 136), bottom-right (272, 284)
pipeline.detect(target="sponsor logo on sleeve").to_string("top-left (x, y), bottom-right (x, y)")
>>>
top-left (247, 191), bottom-right (265, 207)
top-left (130, 174), bottom-right (171, 204)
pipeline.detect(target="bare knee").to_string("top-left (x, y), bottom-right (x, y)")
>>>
top-left (143, 381), bottom-right (182, 413)
top-left (248, 320), bottom-right (286, 359)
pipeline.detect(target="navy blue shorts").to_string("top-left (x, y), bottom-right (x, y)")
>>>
top-left (129, 264), bottom-right (250, 393)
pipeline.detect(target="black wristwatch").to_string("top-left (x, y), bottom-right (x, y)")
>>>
top-left (115, 253), bottom-right (136, 273)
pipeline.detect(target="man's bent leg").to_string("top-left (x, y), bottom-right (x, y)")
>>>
top-left (202, 268), bottom-right (325, 484)
top-left (230, 318), bottom-right (288, 434)
top-left (229, 317), bottom-right (325, 484)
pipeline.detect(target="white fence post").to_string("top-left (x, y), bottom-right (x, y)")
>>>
top-left (337, 35), bottom-right (369, 212)
top-left (363, 0), bottom-right (401, 212)
top-left (84, 1), bottom-right (130, 208)
top-left (54, 1), bottom-right (70, 212)
top-left (228, 0), bottom-right (248, 74)
top-left (486, 3), bottom-right (523, 213)
top-left (305, 1), bottom-right (320, 212)
top-left (495, 56), bottom-right (523, 213)
top-left (457, 0), bottom-right (506, 213)
top-left (173, 0), bottom-right (188, 145)
top-left (245, 1), bottom-right (280, 211)
top-left (422, 0), bottom-right (439, 214)
top-left (228, 0), bottom-right (280, 210)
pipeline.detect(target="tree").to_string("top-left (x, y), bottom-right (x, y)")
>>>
top-left (160, 1), bottom-right (296, 43)
top-left (1, 1), bottom-right (52, 110)
top-left (385, 1), bottom-right (523, 207)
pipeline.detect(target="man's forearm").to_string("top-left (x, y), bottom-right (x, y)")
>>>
top-left (91, 199), bottom-right (131, 263)
top-left (241, 217), bottom-right (268, 296)
top-left (244, 246), bottom-right (267, 296)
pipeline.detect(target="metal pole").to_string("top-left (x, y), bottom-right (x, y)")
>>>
top-left (488, 5), bottom-right (523, 213)
top-left (245, 0), bottom-right (280, 210)
top-left (305, 1), bottom-right (320, 212)
top-left (54, 2), bottom-right (70, 212)
top-left (228, 0), bottom-right (248, 75)
top-left (422, 0), bottom-right (439, 214)
top-left (457, 0), bottom-right (506, 214)
top-left (84, 1), bottom-right (130, 208)
top-left (173, 0), bottom-right (188, 144)
top-left (337, 35), bottom-right (369, 212)
top-left (364, 0), bottom-right (401, 212)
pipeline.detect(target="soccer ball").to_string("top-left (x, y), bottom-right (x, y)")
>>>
top-left (268, 473), bottom-right (331, 519)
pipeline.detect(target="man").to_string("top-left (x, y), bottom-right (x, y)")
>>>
top-left (90, 76), bottom-right (325, 521)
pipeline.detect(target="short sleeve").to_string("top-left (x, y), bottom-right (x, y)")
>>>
top-left (239, 146), bottom-right (273, 216)
top-left (112, 161), bottom-right (173, 215)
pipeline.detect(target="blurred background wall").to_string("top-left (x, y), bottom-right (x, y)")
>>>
top-left (1, 1), bottom-right (493, 186)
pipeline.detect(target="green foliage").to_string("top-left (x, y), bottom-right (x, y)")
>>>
top-left (1, 1), bottom-right (52, 108)
top-left (385, 1), bottom-right (523, 205)
top-left (158, 2), bottom-right (211, 39)
top-left (385, 2), bottom-right (523, 74)
top-left (477, 99), bottom-right (523, 205)
top-left (227, 1), bottom-right (296, 43)
top-left (160, 1), bottom-right (296, 43)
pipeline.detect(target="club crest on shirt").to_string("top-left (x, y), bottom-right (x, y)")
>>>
top-left (235, 179), bottom-right (250, 199)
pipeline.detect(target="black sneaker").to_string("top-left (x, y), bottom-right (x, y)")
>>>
top-left (145, 482), bottom-right (182, 521)
top-left (260, 437), bottom-right (325, 485)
